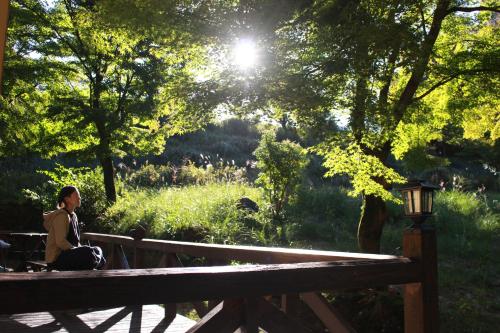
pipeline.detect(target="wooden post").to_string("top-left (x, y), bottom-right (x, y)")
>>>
top-left (242, 298), bottom-right (258, 333)
top-left (133, 246), bottom-right (145, 269)
top-left (281, 293), bottom-right (300, 317)
top-left (0, 0), bottom-right (9, 95)
top-left (403, 226), bottom-right (439, 333)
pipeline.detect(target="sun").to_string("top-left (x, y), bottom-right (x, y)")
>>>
top-left (232, 38), bottom-right (258, 70)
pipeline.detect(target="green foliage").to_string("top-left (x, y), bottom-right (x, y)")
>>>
top-left (104, 184), bottom-right (273, 245)
top-left (176, 156), bottom-right (249, 186)
top-left (429, 9), bottom-right (500, 145)
top-left (125, 159), bottom-right (248, 188)
top-left (254, 131), bottom-right (309, 216)
top-left (127, 164), bottom-right (174, 188)
top-left (433, 191), bottom-right (499, 237)
top-left (3, 0), bottom-right (216, 201)
top-left (285, 186), bottom-right (360, 250)
top-left (36, 164), bottom-right (109, 230)
top-left (313, 136), bottom-right (406, 202)
top-left (0, 167), bottom-right (47, 203)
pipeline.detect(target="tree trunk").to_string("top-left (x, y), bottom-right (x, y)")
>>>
top-left (357, 194), bottom-right (388, 253)
top-left (95, 118), bottom-right (116, 203)
top-left (91, 70), bottom-right (116, 203)
top-left (99, 152), bottom-right (116, 203)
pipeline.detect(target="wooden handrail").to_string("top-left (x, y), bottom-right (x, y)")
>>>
top-left (82, 232), bottom-right (399, 264)
top-left (0, 230), bottom-right (438, 332)
top-left (0, 258), bottom-right (420, 314)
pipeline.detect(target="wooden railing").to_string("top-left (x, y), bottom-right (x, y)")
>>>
top-left (0, 228), bottom-right (439, 333)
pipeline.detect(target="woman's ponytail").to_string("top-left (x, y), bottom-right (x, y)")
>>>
top-left (57, 185), bottom-right (78, 209)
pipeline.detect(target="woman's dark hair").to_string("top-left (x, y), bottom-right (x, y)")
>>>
top-left (57, 185), bottom-right (78, 208)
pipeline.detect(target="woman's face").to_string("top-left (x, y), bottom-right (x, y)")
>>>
top-left (66, 189), bottom-right (81, 208)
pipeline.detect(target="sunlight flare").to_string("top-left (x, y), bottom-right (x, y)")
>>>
top-left (232, 38), bottom-right (258, 70)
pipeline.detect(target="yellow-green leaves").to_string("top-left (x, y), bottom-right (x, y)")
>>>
top-left (313, 137), bottom-right (405, 202)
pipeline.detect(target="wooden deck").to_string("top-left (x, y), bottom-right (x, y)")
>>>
top-left (0, 305), bottom-right (196, 333)
top-left (0, 230), bottom-right (439, 333)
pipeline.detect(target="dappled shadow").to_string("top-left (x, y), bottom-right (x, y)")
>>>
top-left (0, 306), bottom-right (150, 333)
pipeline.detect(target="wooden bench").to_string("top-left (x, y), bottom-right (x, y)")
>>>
top-left (24, 260), bottom-right (49, 272)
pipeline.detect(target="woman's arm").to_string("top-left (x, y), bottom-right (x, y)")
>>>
top-left (53, 214), bottom-right (75, 250)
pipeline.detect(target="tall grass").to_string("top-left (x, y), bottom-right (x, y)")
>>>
top-left (285, 186), bottom-right (360, 250)
top-left (430, 191), bottom-right (500, 332)
top-left (104, 183), bottom-right (271, 245)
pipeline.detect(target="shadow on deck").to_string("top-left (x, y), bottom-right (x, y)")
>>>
top-left (0, 305), bottom-right (195, 333)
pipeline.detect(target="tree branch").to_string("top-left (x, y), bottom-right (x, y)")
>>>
top-left (392, 0), bottom-right (450, 121)
top-left (414, 68), bottom-right (498, 100)
top-left (446, 6), bottom-right (500, 15)
top-left (418, 1), bottom-right (428, 36)
top-left (413, 75), bottom-right (458, 100)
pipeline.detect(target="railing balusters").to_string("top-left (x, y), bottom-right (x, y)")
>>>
top-left (281, 293), bottom-right (300, 318)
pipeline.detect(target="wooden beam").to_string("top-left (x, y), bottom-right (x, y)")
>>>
top-left (186, 299), bottom-right (243, 333)
top-left (242, 298), bottom-right (259, 333)
top-left (82, 232), bottom-right (400, 264)
top-left (281, 293), bottom-right (300, 317)
top-left (301, 292), bottom-right (356, 333)
top-left (0, 0), bottom-right (8, 95)
top-left (133, 246), bottom-right (145, 269)
top-left (0, 258), bottom-right (420, 314)
top-left (256, 297), bottom-right (311, 333)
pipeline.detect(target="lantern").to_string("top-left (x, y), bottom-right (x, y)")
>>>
top-left (400, 180), bottom-right (439, 226)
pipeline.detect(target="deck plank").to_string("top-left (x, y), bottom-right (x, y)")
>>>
top-left (0, 305), bottom-right (196, 333)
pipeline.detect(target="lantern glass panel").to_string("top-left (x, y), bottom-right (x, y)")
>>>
top-left (402, 190), bottom-right (412, 214)
top-left (413, 188), bottom-right (421, 213)
top-left (422, 189), bottom-right (433, 213)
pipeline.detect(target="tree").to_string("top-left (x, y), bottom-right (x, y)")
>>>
top-left (222, 0), bottom-right (499, 252)
top-left (2, 0), bottom-right (211, 202)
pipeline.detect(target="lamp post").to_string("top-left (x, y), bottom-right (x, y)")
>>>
top-left (400, 180), bottom-right (439, 228)
top-left (401, 179), bottom-right (439, 333)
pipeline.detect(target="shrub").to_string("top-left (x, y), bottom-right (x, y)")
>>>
top-left (254, 131), bottom-right (309, 217)
top-left (35, 164), bottom-right (109, 231)
top-left (127, 163), bottom-right (173, 188)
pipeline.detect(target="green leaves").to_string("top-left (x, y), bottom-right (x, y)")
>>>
top-left (3, 0), bottom-right (215, 157)
top-left (254, 131), bottom-right (309, 216)
top-left (313, 135), bottom-right (405, 202)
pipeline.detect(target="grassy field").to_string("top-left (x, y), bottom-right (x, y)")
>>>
top-left (102, 184), bottom-right (500, 332)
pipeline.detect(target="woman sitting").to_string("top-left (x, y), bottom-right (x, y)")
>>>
top-left (43, 185), bottom-right (106, 271)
